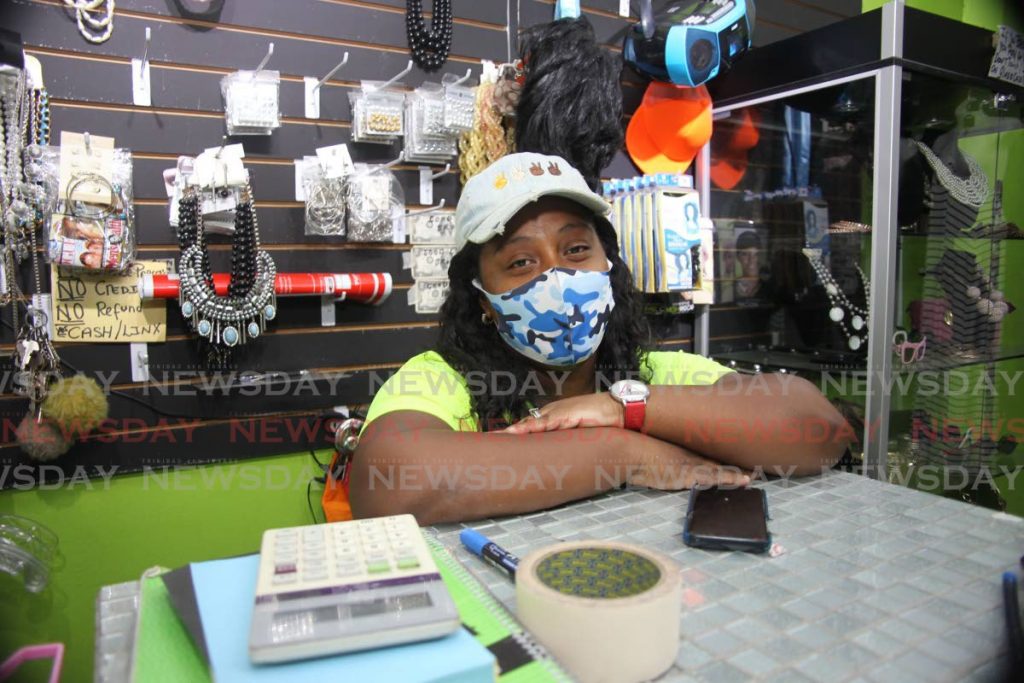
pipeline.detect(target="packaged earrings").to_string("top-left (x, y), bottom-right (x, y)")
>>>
top-left (345, 164), bottom-right (403, 242)
top-left (349, 83), bottom-right (405, 144)
top-left (404, 83), bottom-right (458, 163)
top-left (302, 161), bottom-right (347, 237)
top-left (221, 70), bottom-right (281, 135)
top-left (442, 73), bottom-right (475, 133)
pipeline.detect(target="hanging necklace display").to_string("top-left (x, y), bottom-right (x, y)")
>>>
top-left (913, 141), bottom-right (989, 209)
top-left (176, 184), bottom-right (277, 358)
top-left (62, 0), bottom-right (116, 44)
top-left (802, 248), bottom-right (870, 351)
top-left (1, 68), bottom-right (62, 416)
top-left (406, 0), bottom-right (453, 72)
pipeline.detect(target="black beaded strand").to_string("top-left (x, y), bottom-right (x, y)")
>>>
top-left (406, 0), bottom-right (453, 72)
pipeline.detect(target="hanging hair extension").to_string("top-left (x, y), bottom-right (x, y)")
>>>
top-left (516, 16), bottom-right (623, 190)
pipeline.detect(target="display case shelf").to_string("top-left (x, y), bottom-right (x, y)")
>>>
top-left (701, 1), bottom-right (1023, 502)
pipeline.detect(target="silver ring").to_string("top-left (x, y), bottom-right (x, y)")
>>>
top-left (529, 408), bottom-right (542, 419)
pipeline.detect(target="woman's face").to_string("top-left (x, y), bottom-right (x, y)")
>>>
top-left (476, 197), bottom-right (608, 296)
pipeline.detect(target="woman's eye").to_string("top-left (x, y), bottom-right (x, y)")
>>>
top-left (566, 244), bottom-right (590, 256)
top-left (508, 258), bottom-right (532, 270)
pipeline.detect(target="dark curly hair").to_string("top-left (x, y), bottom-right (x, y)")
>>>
top-left (435, 213), bottom-right (652, 431)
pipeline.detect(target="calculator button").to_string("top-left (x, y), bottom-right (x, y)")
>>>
top-left (274, 562), bottom-right (297, 575)
top-left (272, 572), bottom-right (298, 585)
top-left (392, 545), bottom-right (415, 557)
top-left (335, 563), bottom-right (362, 577)
top-left (335, 552), bottom-right (359, 564)
top-left (396, 557), bottom-right (420, 570)
top-left (366, 560), bottom-right (391, 574)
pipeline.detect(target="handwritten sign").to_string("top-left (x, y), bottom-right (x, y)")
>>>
top-left (50, 260), bottom-right (168, 343)
top-left (989, 25), bottom-right (1024, 88)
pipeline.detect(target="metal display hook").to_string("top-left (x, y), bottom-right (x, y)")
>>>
top-left (406, 199), bottom-right (446, 217)
top-left (254, 42), bottom-right (275, 73)
top-left (314, 52), bottom-right (350, 91)
top-left (139, 27), bottom-right (151, 74)
top-left (373, 59), bottom-right (413, 91)
top-left (429, 163), bottom-right (451, 180)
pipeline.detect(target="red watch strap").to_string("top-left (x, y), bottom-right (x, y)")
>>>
top-left (623, 400), bottom-right (646, 432)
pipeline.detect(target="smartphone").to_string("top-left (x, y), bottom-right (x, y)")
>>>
top-left (683, 486), bottom-right (771, 553)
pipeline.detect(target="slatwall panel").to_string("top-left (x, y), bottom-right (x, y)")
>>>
top-left (0, 0), bottom-right (859, 479)
top-left (0, 0), bottom-right (514, 476)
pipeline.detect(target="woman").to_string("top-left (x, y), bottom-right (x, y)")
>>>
top-left (351, 153), bottom-right (849, 524)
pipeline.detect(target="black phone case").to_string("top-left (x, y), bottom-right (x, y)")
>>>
top-left (682, 487), bottom-right (772, 554)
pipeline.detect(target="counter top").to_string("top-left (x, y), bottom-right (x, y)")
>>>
top-left (95, 470), bottom-right (1023, 682)
top-left (432, 470), bottom-right (1023, 682)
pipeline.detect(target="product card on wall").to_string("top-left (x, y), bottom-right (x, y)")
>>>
top-left (316, 144), bottom-right (354, 179)
top-left (50, 261), bottom-right (168, 343)
top-left (413, 279), bottom-right (449, 314)
top-left (411, 246), bottom-right (456, 279)
top-left (409, 212), bottom-right (455, 244)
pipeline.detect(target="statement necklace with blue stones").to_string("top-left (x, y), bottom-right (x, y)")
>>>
top-left (175, 184), bottom-right (277, 353)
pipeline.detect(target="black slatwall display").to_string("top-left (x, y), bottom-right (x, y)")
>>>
top-left (0, 0), bottom-right (856, 479)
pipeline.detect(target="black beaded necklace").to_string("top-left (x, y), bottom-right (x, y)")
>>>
top-left (176, 185), bottom-right (277, 367)
top-left (406, 0), bottom-right (453, 72)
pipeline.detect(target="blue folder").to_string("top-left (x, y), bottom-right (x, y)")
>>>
top-left (189, 554), bottom-right (496, 683)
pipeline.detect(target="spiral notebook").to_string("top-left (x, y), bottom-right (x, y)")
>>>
top-left (424, 536), bottom-right (573, 683)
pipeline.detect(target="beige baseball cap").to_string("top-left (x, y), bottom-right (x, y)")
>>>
top-left (454, 152), bottom-right (612, 252)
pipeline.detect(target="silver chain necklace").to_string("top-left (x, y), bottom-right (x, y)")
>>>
top-left (914, 140), bottom-right (989, 208)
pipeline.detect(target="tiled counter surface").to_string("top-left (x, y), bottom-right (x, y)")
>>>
top-left (432, 471), bottom-right (1023, 683)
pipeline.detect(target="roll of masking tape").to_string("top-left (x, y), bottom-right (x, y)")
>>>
top-left (516, 541), bottom-right (681, 683)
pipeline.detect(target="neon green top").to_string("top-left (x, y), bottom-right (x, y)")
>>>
top-left (364, 350), bottom-right (733, 432)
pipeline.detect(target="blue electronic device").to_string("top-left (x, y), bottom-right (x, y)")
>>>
top-left (624, 0), bottom-right (755, 87)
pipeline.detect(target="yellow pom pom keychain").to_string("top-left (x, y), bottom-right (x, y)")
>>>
top-left (40, 374), bottom-right (109, 440)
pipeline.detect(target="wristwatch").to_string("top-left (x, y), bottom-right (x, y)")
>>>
top-left (608, 379), bottom-right (650, 432)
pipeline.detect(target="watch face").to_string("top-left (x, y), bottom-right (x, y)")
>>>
top-left (611, 380), bottom-right (650, 402)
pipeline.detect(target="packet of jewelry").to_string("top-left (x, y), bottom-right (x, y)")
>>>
top-left (46, 213), bottom-right (127, 271)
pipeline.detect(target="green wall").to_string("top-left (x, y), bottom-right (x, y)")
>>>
top-left (0, 451), bottom-right (328, 682)
top-left (861, 0), bottom-right (1024, 31)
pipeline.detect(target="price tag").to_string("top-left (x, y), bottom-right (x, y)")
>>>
top-left (619, 0), bottom-right (630, 18)
top-left (33, 293), bottom-right (55, 339)
top-left (316, 144), bottom-right (354, 179)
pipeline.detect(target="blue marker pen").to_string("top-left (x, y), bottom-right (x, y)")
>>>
top-left (460, 528), bottom-right (519, 580)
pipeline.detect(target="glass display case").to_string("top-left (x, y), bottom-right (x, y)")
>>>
top-left (699, 2), bottom-right (1023, 508)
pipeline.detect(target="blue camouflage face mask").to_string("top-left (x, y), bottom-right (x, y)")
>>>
top-left (474, 263), bottom-right (616, 367)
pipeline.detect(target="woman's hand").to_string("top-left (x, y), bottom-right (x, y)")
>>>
top-left (628, 437), bottom-right (750, 490)
top-left (502, 393), bottom-right (624, 434)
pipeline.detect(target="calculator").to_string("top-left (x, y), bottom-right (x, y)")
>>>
top-left (248, 514), bottom-right (461, 664)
